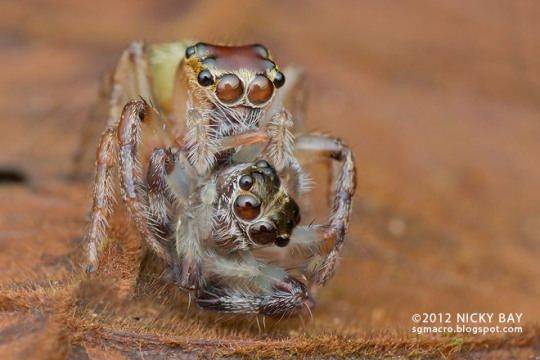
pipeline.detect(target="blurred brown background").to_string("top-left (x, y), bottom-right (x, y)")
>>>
top-left (0, 0), bottom-right (539, 358)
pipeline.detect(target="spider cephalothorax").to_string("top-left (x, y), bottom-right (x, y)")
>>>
top-left (183, 43), bottom-right (285, 109)
top-left (80, 40), bottom-right (357, 318)
top-left (213, 159), bottom-right (301, 251)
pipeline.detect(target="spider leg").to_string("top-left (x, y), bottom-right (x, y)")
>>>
top-left (264, 108), bottom-right (295, 171)
top-left (197, 252), bottom-right (314, 318)
top-left (85, 101), bottom-right (170, 272)
top-left (117, 100), bottom-right (171, 263)
top-left (145, 148), bottom-right (178, 237)
top-left (145, 146), bottom-right (209, 291)
top-left (173, 183), bottom-right (216, 291)
top-left (215, 128), bottom-right (270, 153)
top-left (259, 65), bottom-right (307, 171)
top-left (85, 129), bottom-right (117, 273)
top-left (262, 65), bottom-right (307, 134)
top-left (293, 134), bottom-right (357, 285)
top-left (73, 41), bottom-right (155, 177)
top-left (184, 106), bottom-right (218, 176)
top-left (146, 145), bottom-right (198, 235)
top-left (208, 127), bottom-right (272, 165)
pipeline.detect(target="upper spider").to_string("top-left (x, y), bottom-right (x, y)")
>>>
top-left (183, 42), bottom-right (285, 108)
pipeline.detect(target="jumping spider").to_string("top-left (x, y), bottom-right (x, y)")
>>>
top-left (82, 41), bottom-right (357, 318)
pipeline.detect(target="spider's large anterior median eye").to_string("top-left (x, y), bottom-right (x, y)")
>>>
top-left (247, 75), bottom-right (273, 104)
top-left (216, 74), bottom-right (243, 103)
top-left (234, 194), bottom-right (261, 220)
top-left (238, 174), bottom-right (253, 190)
top-left (197, 70), bottom-right (214, 86)
top-left (249, 221), bottom-right (277, 245)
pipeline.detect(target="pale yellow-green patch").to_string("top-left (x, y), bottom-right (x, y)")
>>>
top-left (149, 40), bottom-right (195, 112)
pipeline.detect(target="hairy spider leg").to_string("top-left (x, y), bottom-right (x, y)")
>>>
top-left (264, 109), bottom-right (294, 172)
top-left (85, 100), bottom-right (171, 273)
top-left (215, 128), bottom-right (271, 153)
top-left (183, 106), bottom-right (218, 176)
top-left (117, 102), bottom-right (172, 263)
top-left (146, 148), bottom-right (181, 237)
top-left (260, 65), bottom-right (307, 171)
top-left (147, 145), bottom-right (215, 291)
top-left (173, 197), bottom-right (210, 291)
top-left (290, 134), bottom-right (357, 285)
top-left (197, 251), bottom-right (314, 318)
top-left (145, 147), bottom-right (208, 291)
top-left (73, 41), bottom-right (155, 177)
top-left (86, 129), bottom-right (117, 273)
top-left (263, 65), bottom-right (307, 135)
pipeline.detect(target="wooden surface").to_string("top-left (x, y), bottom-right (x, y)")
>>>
top-left (0, 0), bottom-right (539, 358)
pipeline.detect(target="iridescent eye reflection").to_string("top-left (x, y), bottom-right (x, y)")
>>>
top-left (238, 174), bottom-right (253, 190)
top-left (275, 236), bottom-right (290, 247)
top-left (249, 221), bottom-right (277, 245)
top-left (216, 74), bottom-right (243, 103)
top-left (252, 44), bottom-right (269, 58)
top-left (255, 159), bottom-right (270, 168)
top-left (234, 194), bottom-right (261, 220)
top-left (273, 71), bottom-right (285, 88)
top-left (197, 70), bottom-right (214, 86)
top-left (248, 75), bottom-right (273, 104)
top-left (185, 45), bottom-right (196, 58)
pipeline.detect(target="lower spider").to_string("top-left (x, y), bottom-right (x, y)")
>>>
top-left (81, 41), bottom-right (357, 317)
top-left (167, 156), bottom-right (314, 317)
top-left (85, 100), bottom-right (322, 317)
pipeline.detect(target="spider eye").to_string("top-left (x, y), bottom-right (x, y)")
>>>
top-left (275, 236), bottom-right (290, 247)
top-left (255, 159), bottom-right (270, 168)
top-left (216, 74), bottom-right (243, 103)
top-left (197, 70), bottom-right (214, 86)
top-left (249, 221), bottom-right (277, 245)
top-left (238, 174), bottom-right (253, 190)
top-left (247, 75), bottom-right (273, 104)
top-left (185, 45), bottom-right (196, 58)
top-left (234, 195), bottom-right (261, 220)
top-left (273, 71), bottom-right (285, 88)
top-left (252, 44), bottom-right (269, 58)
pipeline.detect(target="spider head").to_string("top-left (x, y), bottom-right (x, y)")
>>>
top-left (183, 43), bottom-right (285, 109)
top-left (226, 159), bottom-right (300, 248)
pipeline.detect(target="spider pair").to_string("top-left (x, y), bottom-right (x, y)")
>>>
top-left (82, 40), bottom-right (356, 318)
